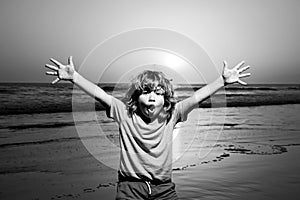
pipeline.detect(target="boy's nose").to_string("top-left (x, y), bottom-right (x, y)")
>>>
top-left (148, 91), bottom-right (156, 102)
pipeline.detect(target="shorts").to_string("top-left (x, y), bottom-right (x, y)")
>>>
top-left (115, 175), bottom-right (178, 200)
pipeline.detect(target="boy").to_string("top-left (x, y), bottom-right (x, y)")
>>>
top-left (45, 56), bottom-right (250, 199)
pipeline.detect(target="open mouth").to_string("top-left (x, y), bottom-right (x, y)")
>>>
top-left (146, 105), bottom-right (155, 113)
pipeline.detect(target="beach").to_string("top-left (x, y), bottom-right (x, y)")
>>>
top-left (1, 103), bottom-right (299, 200)
top-left (1, 0), bottom-right (300, 198)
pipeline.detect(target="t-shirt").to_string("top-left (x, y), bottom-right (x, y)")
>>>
top-left (108, 96), bottom-right (193, 181)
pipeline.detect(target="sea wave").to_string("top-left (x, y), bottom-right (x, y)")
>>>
top-left (0, 83), bottom-right (299, 115)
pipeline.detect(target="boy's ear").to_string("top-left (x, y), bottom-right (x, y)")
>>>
top-left (163, 101), bottom-right (171, 110)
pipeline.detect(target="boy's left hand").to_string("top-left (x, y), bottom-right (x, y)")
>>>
top-left (222, 61), bottom-right (251, 85)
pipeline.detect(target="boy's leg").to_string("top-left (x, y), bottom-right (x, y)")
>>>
top-left (150, 182), bottom-right (178, 200)
top-left (115, 181), bottom-right (150, 200)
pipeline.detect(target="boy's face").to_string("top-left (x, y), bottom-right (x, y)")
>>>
top-left (137, 85), bottom-right (165, 121)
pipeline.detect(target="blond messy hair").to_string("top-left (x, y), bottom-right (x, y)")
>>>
top-left (124, 70), bottom-right (177, 121)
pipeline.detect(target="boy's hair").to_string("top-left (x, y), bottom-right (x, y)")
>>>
top-left (124, 70), bottom-right (177, 121)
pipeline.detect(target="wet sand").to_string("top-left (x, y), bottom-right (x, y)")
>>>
top-left (0, 104), bottom-right (299, 199)
top-left (175, 146), bottom-right (300, 200)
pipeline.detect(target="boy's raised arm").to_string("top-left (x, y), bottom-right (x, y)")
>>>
top-left (187, 61), bottom-right (251, 106)
top-left (45, 56), bottom-right (112, 107)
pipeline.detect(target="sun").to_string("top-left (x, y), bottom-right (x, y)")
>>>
top-left (162, 53), bottom-right (187, 70)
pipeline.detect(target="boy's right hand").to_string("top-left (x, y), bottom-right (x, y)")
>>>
top-left (45, 56), bottom-right (75, 84)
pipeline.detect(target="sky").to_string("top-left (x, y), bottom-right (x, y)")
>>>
top-left (0, 0), bottom-right (299, 83)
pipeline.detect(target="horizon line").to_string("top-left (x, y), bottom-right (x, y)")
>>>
top-left (0, 81), bottom-right (299, 85)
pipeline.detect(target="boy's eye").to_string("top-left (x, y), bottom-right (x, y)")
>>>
top-left (141, 87), bottom-right (151, 94)
top-left (141, 86), bottom-right (165, 95)
top-left (154, 88), bottom-right (165, 95)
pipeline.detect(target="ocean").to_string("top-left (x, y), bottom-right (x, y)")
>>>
top-left (1, 83), bottom-right (299, 115)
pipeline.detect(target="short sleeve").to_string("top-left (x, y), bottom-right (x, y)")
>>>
top-left (173, 98), bottom-right (196, 124)
top-left (106, 96), bottom-right (127, 123)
